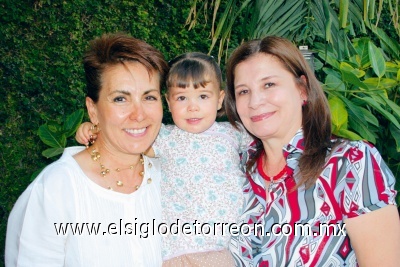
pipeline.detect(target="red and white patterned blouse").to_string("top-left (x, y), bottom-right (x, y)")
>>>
top-left (230, 129), bottom-right (397, 267)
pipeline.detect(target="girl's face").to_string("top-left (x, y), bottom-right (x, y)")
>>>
top-left (166, 78), bottom-right (225, 134)
top-left (234, 53), bottom-right (307, 144)
top-left (87, 61), bottom-right (163, 156)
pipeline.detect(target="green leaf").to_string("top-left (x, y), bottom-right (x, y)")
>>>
top-left (363, 78), bottom-right (398, 90)
top-left (337, 128), bottom-right (362, 140)
top-left (42, 147), bottom-right (65, 158)
top-left (38, 124), bottom-right (66, 148)
top-left (348, 119), bottom-right (376, 143)
top-left (339, 0), bottom-right (349, 28)
top-left (329, 96), bottom-right (348, 130)
top-left (340, 69), bottom-right (368, 89)
top-left (64, 109), bottom-right (84, 137)
top-left (352, 37), bottom-right (370, 68)
top-left (368, 41), bottom-right (386, 78)
top-left (325, 74), bottom-right (346, 91)
top-left (390, 123), bottom-right (400, 152)
top-left (379, 95), bottom-right (400, 121)
top-left (361, 97), bottom-right (400, 129)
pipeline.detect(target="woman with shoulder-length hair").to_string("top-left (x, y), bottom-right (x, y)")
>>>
top-left (225, 36), bottom-right (400, 266)
top-left (6, 33), bottom-right (168, 266)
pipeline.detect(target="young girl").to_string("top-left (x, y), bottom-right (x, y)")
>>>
top-left (76, 52), bottom-right (253, 266)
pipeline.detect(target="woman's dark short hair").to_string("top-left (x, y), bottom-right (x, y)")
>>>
top-left (83, 33), bottom-right (168, 102)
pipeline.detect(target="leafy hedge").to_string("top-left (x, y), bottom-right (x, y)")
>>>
top-left (0, 1), bottom-right (213, 263)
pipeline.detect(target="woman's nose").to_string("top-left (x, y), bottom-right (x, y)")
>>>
top-left (129, 103), bottom-right (145, 122)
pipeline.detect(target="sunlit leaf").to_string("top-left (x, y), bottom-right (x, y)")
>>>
top-left (368, 41), bottom-right (386, 78)
top-left (363, 78), bottom-right (398, 89)
top-left (329, 96), bottom-right (348, 130)
top-left (337, 128), bottom-right (362, 140)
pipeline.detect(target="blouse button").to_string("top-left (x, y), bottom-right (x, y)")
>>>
top-left (147, 178), bottom-right (152, 184)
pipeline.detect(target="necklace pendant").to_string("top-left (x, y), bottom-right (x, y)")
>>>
top-left (135, 185), bottom-right (140, 190)
top-left (116, 180), bottom-right (123, 187)
top-left (108, 186), bottom-right (113, 191)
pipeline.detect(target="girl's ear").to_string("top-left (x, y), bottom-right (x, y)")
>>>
top-left (86, 97), bottom-right (99, 124)
top-left (217, 90), bottom-right (225, 110)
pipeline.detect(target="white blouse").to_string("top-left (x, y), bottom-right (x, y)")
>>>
top-left (6, 146), bottom-right (162, 267)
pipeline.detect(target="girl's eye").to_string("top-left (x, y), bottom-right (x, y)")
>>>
top-left (113, 96), bottom-right (126, 102)
top-left (177, 96), bottom-right (186, 101)
top-left (200, 95), bottom-right (209, 100)
top-left (264, 82), bottom-right (274, 88)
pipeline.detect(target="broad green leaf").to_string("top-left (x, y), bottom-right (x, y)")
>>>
top-left (379, 95), bottom-right (400, 121)
top-left (340, 69), bottom-right (368, 89)
top-left (370, 25), bottom-right (400, 58)
top-left (329, 96), bottom-right (348, 130)
top-left (348, 119), bottom-right (376, 143)
top-left (335, 94), bottom-right (380, 127)
top-left (398, 69), bottom-right (400, 81)
top-left (38, 125), bottom-right (66, 148)
top-left (361, 97), bottom-right (400, 129)
top-left (368, 41), bottom-right (386, 78)
top-left (385, 62), bottom-right (400, 73)
top-left (47, 121), bottom-right (62, 133)
top-left (390, 123), bottom-right (400, 152)
top-left (325, 74), bottom-right (345, 91)
top-left (359, 108), bottom-right (379, 127)
top-left (363, 78), bottom-right (397, 89)
top-left (42, 147), bottom-right (65, 159)
top-left (64, 109), bottom-right (84, 137)
top-left (352, 38), bottom-right (370, 68)
top-left (337, 128), bottom-right (362, 140)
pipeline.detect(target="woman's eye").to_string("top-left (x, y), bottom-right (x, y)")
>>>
top-left (264, 82), bottom-right (274, 88)
top-left (113, 96), bottom-right (126, 102)
top-left (145, 95), bottom-right (158, 101)
top-left (177, 96), bottom-right (186, 101)
top-left (237, 89), bottom-right (249, 95)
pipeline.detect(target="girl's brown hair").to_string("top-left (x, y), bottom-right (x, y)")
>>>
top-left (225, 36), bottom-right (334, 188)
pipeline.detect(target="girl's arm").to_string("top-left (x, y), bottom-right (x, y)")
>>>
top-left (75, 122), bottom-right (96, 146)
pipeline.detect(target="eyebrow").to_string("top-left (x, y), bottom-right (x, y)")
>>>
top-left (234, 75), bottom-right (277, 90)
top-left (108, 89), bottom-right (160, 96)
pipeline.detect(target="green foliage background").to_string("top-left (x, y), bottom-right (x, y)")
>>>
top-left (0, 0), bottom-right (212, 264)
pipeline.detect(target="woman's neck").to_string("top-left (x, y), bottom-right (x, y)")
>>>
top-left (261, 138), bottom-right (287, 177)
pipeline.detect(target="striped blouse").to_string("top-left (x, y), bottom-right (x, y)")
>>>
top-left (230, 129), bottom-right (397, 266)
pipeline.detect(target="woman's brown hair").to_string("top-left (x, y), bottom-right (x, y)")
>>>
top-left (225, 36), bottom-right (333, 188)
top-left (83, 33), bottom-right (168, 103)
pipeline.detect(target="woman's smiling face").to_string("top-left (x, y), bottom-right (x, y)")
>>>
top-left (87, 61), bottom-right (163, 156)
top-left (234, 53), bottom-right (307, 143)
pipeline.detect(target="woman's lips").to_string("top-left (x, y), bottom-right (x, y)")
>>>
top-left (250, 112), bottom-right (274, 122)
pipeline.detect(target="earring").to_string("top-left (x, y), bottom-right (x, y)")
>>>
top-left (90, 123), bottom-right (100, 134)
top-left (302, 100), bottom-right (308, 106)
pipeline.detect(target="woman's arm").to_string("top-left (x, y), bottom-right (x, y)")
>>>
top-left (345, 205), bottom-right (400, 267)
